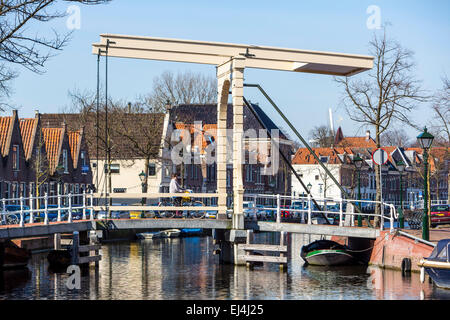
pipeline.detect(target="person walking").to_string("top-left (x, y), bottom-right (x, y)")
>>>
top-left (169, 174), bottom-right (184, 217)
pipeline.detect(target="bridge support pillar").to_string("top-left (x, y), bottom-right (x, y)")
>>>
top-left (213, 229), bottom-right (247, 265)
top-left (0, 241), bottom-right (4, 270)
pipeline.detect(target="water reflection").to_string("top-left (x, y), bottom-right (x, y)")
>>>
top-left (0, 234), bottom-right (445, 300)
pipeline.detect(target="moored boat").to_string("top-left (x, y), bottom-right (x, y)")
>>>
top-left (161, 229), bottom-right (181, 238)
top-left (136, 232), bottom-right (163, 239)
top-left (180, 228), bottom-right (203, 237)
top-left (419, 239), bottom-right (450, 289)
top-left (300, 240), bottom-right (355, 266)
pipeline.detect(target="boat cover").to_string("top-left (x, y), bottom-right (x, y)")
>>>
top-left (427, 239), bottom-right (450, 262)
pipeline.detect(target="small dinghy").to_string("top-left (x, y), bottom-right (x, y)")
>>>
top-left (301, 240), bottom-right (355, 266)
top-left (3, 246), bottom-right (31, 269)
top-left (180, 228), bottom-right (203, 237)
top-left (137, 229), bottom-right (181, 240)
top-left (161, 229), bottom-right (181, 238)
top-left (136, 232), bottom-right (163, 239)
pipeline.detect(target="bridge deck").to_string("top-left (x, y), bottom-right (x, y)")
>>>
top-left (0, 218), bottom-right (380, 240)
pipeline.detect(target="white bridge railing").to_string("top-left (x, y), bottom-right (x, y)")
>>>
top-left (1, 190), bottom-right (397, 232)
top-left (244, 193), bottom-right (397, 232)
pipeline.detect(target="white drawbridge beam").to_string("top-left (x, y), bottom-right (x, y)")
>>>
top-left (92, 34), bottom-right (373, 76)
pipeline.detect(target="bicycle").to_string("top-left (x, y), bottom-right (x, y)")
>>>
top-left (157, 192), bottom-right (206, 219)
top-left (1, 212), bottom-right (19, 225)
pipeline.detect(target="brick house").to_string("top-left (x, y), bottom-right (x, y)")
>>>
top-left (0, 110), bottom-right (93, 204)
top-left (170, 103), bottom-right (293, 206)
top-left (292, 127), bottom-right (449, 207)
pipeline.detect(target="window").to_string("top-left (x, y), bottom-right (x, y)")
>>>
top-left (320, 156), bottom-right (328, 163)
top-left (12, 145), bottom-right (19, 170)
top-left (148, 163), bottom-right (156, 176)
top-left (315, 175), bottom-right (319, 181)
top-left (104, 163), bottom-right (120, 174)
top-left (62, 149), bottom-right (68, 173)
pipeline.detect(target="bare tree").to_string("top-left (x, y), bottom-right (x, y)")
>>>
top-left (380, 128), bottom-right (411, 147)
top-left (139, 70), bottom-right (217, 111)
top-left (429, 76), bottom-right (450, 146)
top-left (0, 0), bottom-right (110, 108)
top-left (309, 125), bottom-right (334, 148)
top-left (335, 27), bottom-right (428, 225)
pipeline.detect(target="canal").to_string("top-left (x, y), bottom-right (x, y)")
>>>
top-left (1, 233), bottom-right (449, 300)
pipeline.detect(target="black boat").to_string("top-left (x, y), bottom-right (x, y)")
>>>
top-left (419, 239), bottom-right (450, 289)
top-left (300, 240), bottom-right (355, 266)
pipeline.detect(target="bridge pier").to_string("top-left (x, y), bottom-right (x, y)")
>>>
top-left (0, 241), bottom-right (4, 270)
top-left (213, 229), bottom-right (247, 265)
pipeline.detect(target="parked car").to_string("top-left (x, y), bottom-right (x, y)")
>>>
top-left (38, 204), bottom-right (68, 221)
top-left (243, 201), bottom-right (257, 220)
top-left (96, 203), bottom-right (130, 219)
top-left (430, 204), bottom-right (450, 227)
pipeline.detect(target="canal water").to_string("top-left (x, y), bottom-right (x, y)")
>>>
top-left (0, 233), bottom-right (449, 300)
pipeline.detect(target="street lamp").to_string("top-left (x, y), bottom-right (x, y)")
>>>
top-left (139, 170), bottom-right (147, 206)
top-left (396, 160), bottom-right (406, 228)
top-left (353, 155), bottom-right (363, 227)
top-left (417, 127), bottom-right (434, 241)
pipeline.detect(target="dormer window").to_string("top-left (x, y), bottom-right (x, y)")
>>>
top-left (320, 156), bottom-right (328, 163)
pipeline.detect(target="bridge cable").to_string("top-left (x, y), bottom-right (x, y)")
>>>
top-left (243, 84), bottom-right (373, 228)
top-left (243, 96), bottom-right (331, 225)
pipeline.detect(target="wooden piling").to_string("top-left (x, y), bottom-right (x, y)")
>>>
top-left (71, 231), bottom-right (79, 265)
top-left (54, 233), bottom-right (61, 250)
top-left (279, 231), bottom-right (287, 271)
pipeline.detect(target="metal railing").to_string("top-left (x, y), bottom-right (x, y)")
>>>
top-left (0, 190), bottom-right (222, 227)
top-left (2, 191), bottom-right (398, 232)
top-left (243, 193), bottom-right (397, 232)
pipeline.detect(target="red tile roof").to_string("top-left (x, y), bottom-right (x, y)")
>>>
top-left (292, 147), bottom-right (354, 165)
top-left (19, 118), bottom-right (37, 160)
top-left (42, 127), bottom-right (63, 173)
top-left (336, 137), bottom-right (376, 148)
top-left (68, 130), bottom-right (81, 169)
top-left (0, 116), bottom-right (12, 156)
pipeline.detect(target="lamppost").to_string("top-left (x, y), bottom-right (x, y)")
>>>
top-left (139, 170), bottom-right (147, 206)
top-left (417, 127), bottom-right (434, 241)
top-left (396, 160), bottom-right (406, 228)
top-left (353, 155), bottom-right (363, 227)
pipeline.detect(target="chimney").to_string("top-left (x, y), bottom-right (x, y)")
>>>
top-left (165, 99), bottom-right (172, 113)
top-left (366, 130), bottom-right (371, 141)
top-left (127, 102), bottom-right (132, 113)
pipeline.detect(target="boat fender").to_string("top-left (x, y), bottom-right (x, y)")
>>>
top-left (401, 258), bottom-right (411, 274)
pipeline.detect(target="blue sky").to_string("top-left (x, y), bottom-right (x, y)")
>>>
top-left (4, 0), bottom-right (450, 141)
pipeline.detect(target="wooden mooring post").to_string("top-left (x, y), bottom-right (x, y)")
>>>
top-left (239, 231), bottom-right (288, 271)
top-left (71, 231), bottom-right (101, 267)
